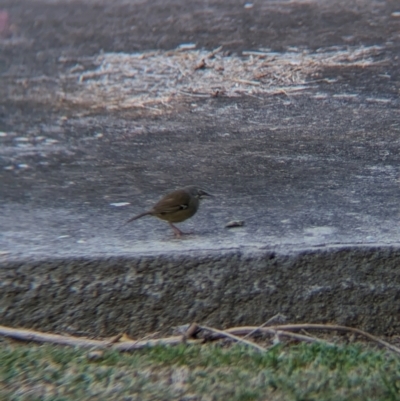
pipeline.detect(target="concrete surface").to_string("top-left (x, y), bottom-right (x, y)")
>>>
top-left (1, 0), bottom-right (400, 336)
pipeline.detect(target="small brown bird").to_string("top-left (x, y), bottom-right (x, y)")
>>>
top-left (125, 186), bottom-right (212, 237)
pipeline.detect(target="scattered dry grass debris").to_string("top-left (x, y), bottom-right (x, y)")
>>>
top-left (8, 45), bottom-right (386, 112)
top-left (63, 45), bottom-right (385, 110)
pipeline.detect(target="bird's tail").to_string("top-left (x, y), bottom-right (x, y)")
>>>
top-left (118, 211), bottom-right (151, 229)
top-left (125, 211), bottom-right (151, 224)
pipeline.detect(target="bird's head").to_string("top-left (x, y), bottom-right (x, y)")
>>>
top-left (185, 186), bottom-right (213, 199)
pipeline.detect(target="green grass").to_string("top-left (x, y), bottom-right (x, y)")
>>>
top-left (1, 340), bottom-right (400, 401)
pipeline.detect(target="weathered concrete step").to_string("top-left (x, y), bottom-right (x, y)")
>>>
top-left (1, 247), bottom-right (399, 337)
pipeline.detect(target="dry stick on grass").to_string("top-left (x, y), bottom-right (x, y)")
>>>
top-left (1, 323), bottom-right (400, 355)
top-left (119, 331), bottom-right (161, 349)
top-left (0, 325), bottom-right (107, 348)
top-left (0, 325), bottom-right (199, 350)
top-left (183, 323), bottom-right (200, 341)
top-left (273, 330), bottom-right (335, 346)
top-left (300, 328), bottom-right (319, 340)
top-left (198, 325), bottom-right (267, 353)
top-left (183, 322), bottom-right (328, 348)
top-left (0, 325), bottom-right (320, 351)
top-left (211, 326), bottom-right (333, 347)
top-left (271, 324), bottom-right (400, 355)
top-left (106, 333), bottom-right (123, 346)
top-left (223, 324), bottom-right (400, 356)
top-left (242, 313), bottom-right (286, 340)
top-left (114, 336), bottom-right (200, 351)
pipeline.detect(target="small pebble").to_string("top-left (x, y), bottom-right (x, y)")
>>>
top-left (225, 220), bottom-right (245, 228)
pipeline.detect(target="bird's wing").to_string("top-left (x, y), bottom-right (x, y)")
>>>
top-left (152, 189), bottom-right (191, 215)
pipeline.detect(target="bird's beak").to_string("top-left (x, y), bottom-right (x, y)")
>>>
top-left (201, 191), bottom-right (214, 198)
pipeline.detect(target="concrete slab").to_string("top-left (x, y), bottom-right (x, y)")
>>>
top-left (1, 0), bottom-right (400, 336)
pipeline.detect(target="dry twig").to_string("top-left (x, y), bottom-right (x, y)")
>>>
top-left (0, 325), bottom-right (106, 348)
top-left (212, 326), bottom-right (332, 346)
top-left (198, 325), bottom-right (267, 353)
top-left (269, 324), bottom-right (400, 355)
top-left (1, 322), bottom-right (399, 355)
top-left (242, 313), bottom-right (285, 340)
top-left (114, 336), bottom-right (200, 351)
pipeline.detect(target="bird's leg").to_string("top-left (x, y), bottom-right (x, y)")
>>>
top-left (169, 222), bottom-right (184, 238)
